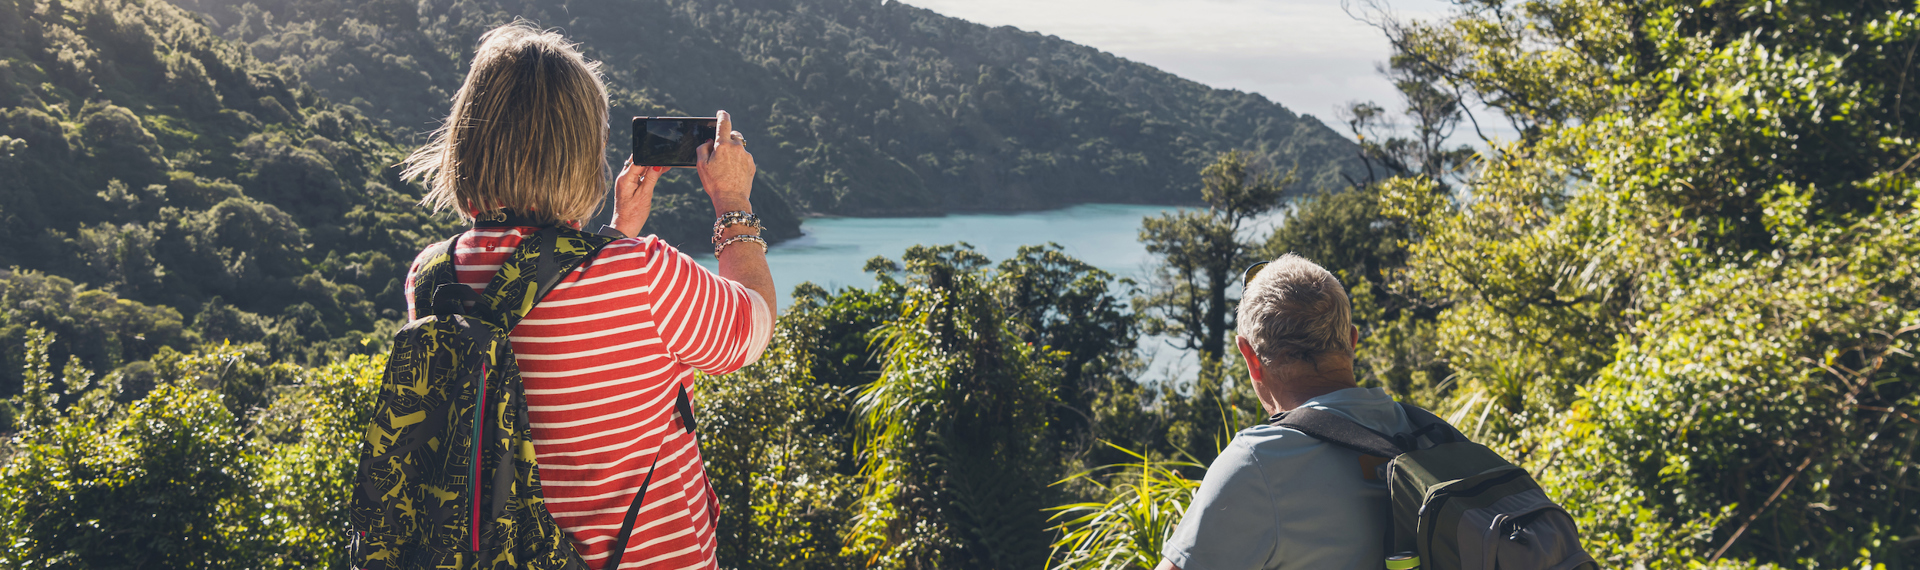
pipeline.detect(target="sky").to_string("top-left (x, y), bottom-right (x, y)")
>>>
top-left (898, 0), bottom-right (1458, 133)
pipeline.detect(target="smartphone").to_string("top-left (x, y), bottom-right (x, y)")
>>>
top-left (631, 116), bottom-right (718, 167)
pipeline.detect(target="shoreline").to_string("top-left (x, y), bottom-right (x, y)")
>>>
top-left (794, 199), bottom-right (1208, 220)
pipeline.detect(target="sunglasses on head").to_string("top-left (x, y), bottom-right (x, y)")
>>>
top-left (1241, 261), bottom-right (1270, 289)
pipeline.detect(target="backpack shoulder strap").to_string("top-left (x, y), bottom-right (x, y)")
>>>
top-left (1270, 407), bottom-right (1409, 458)
top-left (1276, 401), bottom-right (1439, 561)
top-left (411, 234), bottom-right (463, 317)
top-left (601, 451), bottom-right (663, 570)
top-left (1397, 402), bottom-right (1470, 446)
top-left (471, 226), bottom-right (616, 332)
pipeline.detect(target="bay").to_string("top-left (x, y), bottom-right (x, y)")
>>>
top-left (696, 203), bottom-right (1179, 298)
top-left (694, 203), bottom-right (1286, 384)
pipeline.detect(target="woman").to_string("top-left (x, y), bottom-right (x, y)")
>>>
top-left (398, 23), bottom-right (774, 569)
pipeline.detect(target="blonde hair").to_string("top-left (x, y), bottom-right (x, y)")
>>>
top-left (1236, 254), bottom-right (1354, 367)
top-left (402, 22), bottom-right (609, 225)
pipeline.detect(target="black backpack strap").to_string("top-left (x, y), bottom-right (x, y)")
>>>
top-left (1273, 402), bottom-right (1438, 562)
top-left (413, 234), bottom-right (464, 317)
top-left (601, 451), bottom-right (663, 570)
top-left (676, 385), bottom-right (699, 435)
top-left (1270, 407), bottom-right (1411, 458)
top-left (1398, 402), bottom-right (1469, 446)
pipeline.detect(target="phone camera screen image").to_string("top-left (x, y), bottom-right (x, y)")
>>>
top-left (632, 117), bottom-right (718, 167)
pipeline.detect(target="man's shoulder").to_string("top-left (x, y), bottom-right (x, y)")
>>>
top-left (1230, 423), bottom-right (1327, 453)
top-left (1217, 423), bottom-right (1342, 482)
top-left (1297, 387), bottom-right (1414, 436)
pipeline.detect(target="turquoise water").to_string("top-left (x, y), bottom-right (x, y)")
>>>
top-left (696, 203), bottom-right (1182, 297)
top-left (694, 203), bottom-right (1282, 383)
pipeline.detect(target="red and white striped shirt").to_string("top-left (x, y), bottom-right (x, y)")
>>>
top-left (405, 227), bottom-right (771, 570)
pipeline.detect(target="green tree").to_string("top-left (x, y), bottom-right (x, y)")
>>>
top-left (1336, 55), bottom-right (1475, 190)
top-left (844, 244), bottom-right (1062, 569)
top-left (1137, 150), bottom-right (1291, 461)
top-left (1370, 0), bottom-right (1920, 565)
top-left (1, 329), bottom-right (385, 569)
top-left (1, 331), bottom-right (259, 568)
top-left (699, 286), bottom-right (874, 569)
top-left (1139, 150), bottom-right (1291, 365)
top-left (0, 0), bottom-right (461, 373)
top-left (0, 268), bottom-right (198, 400)
top-left (994, 244), bottom-right (1142, 458)
top-left (697, 243), bottom-right (1139, 568)
top-left (245, 353), bottom-right (388, 568)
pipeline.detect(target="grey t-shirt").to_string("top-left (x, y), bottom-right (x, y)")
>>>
top-left (1162, 387), bottom-right (1413, 570)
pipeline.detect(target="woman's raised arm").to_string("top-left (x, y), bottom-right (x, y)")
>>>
top-left (696, 110), bottom-right (776, 316)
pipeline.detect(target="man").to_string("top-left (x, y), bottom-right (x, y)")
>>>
top-left (1157, 254), bottom-right (1413, 570)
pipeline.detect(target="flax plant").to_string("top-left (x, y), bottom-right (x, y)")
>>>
top-left (1045, 443), bottom-right (1203, 570)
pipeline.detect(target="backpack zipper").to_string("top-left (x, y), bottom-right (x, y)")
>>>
top-left (1420, 468), bottom-right (1527, 560)
top-left (471, 361), bottom-right (487, 552)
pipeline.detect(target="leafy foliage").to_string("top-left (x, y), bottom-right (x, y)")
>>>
top-left (1044, 443), bottom-right (1201, 570)
top-left (1038, 0), bottom-right (1920, 567)
top-left (1369, 0), bottom-right (1920, 565)
top-left (691, 241), bottom-right (1152, 569)
top-left (697, 286), bottom-right (872, 569)
top-left (842, 245), bottom-right (1063, 568)
top-left (0, 324), bottom-right (384, 569)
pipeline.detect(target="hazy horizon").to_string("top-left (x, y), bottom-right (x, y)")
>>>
top-left (900, 0), bottom-right (1456, 132)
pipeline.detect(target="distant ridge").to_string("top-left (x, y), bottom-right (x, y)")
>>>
top-left (177, 0), bottom-right (1363, 217)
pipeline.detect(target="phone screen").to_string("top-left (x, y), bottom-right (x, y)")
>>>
top-left (631, 117), bottom-right (718, 167)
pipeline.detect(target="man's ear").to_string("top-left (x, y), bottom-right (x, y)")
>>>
top-left (1351, 325), bottom-right (1360, 349)
top-left (1237, 335), bottom-right (1264, 384)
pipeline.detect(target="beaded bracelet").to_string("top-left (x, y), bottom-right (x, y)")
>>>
top-left (714, 234), bottom-right (769, 257)
top-left (711, 211), bottom-right (763, 245)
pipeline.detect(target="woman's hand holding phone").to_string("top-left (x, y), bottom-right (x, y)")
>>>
top-left (696, 110), bottom-right (755, 215)
top-left (694, 109), bottom-right (774, 315)
top-left (612, 110), bottom-right (753, 237)
top-left (610, 159), bottom-right (666, 237)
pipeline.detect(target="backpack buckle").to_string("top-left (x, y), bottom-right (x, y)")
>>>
top-left (432, 283), bottom-right (485, 317)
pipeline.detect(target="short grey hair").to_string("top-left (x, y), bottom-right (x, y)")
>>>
top-left (1236, 254), bottom-right (1354, 367)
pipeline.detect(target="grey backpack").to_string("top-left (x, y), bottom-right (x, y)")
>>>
top-left (1271, 403), bottom-right (1598, 570)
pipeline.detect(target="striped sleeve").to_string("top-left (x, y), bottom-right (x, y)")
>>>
top-left (639, 237), bottom-right (760, 375)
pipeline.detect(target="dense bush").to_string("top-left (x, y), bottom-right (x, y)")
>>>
top-left (0, 328), bottom-right (384, 569)
top-left (1367, 0), bottom-right (1920, 565)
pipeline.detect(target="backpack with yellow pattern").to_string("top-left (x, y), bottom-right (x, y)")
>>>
top-left (348, 225), bottom-right (654, 570)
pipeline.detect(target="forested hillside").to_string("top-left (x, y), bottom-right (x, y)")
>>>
top-left (170, 0), bottom-right (1361, 216)
top-left (0, 0), bottom-right (461, 390)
